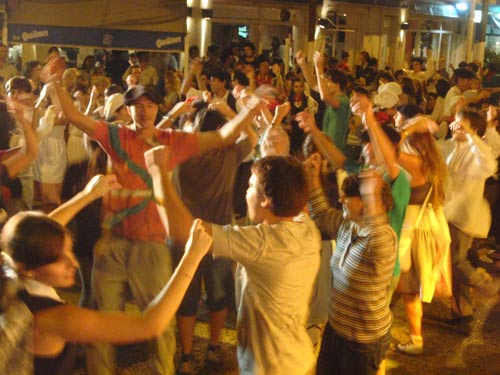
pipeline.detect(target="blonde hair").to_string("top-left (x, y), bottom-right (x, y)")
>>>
top-left (406, 132), bottom-right (446, 206)
top-left (62, 68), bottom-right (79, 92)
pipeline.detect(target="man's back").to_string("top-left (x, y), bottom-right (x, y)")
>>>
top-left (212, 213), bottom-right (321, 375)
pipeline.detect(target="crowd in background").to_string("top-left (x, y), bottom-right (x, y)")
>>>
top-left (0, 37), bottom-right (499, 375)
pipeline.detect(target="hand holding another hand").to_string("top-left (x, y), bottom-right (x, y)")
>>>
top-left (185, 219), bottom-right (213, 260)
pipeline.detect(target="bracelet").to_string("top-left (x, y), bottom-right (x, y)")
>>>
top-left (163, 114), bottom-right (172, 121)
top-left (402, 129), bottom-right (410, 138)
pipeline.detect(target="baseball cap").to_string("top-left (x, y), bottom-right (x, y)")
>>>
top-left (373, 82), bottom-right (402, 109)
top-left (123, 85), bottom-right (163, 106)
top-left (104, 93), bottom-right (125, 121)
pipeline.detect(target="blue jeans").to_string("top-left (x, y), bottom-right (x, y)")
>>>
top-left (316, 324), bottom-right (391, 375)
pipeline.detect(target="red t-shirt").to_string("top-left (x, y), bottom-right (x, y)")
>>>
top-left (92, 121), bottom-right (200, 243)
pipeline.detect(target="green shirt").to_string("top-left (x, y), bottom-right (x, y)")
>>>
top-left (322, 95), bottom-right (351, 154)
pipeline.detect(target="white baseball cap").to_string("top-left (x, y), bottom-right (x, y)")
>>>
top-left (104, 93), bottom-right (125, 121)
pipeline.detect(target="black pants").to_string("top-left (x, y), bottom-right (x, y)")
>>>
top-left (316, 324), bottom-right (391, 375)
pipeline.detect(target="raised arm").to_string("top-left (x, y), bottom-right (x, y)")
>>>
top-left (313, 52), bottom-right (341, 108)
top-left (296, 110), bottom-right (347, 169)
top-left (180, 59), bottom-right (203, 96)
top-left (197, 91), bottom-right (265, 153)
top-left (304, 153), bottom-right (344, 239)
top-left (36, 219), bottom-right (212, 344)
top-left (295, 50), bottom-right (318, 92)
top-left (84, 86), bottom-right (99, 116)
top-left (48, 174), bottom-right (121, 226)
top-left (144, 145), bottom-right (202, 248)
top-left (353, 95), bottom-right (401, 180)
top-left (2, 103), bottom-right (39, 178)
top-left (156, 100), bottom-right (194, 129)
top-left (41, 57), bottom-right (97, 135)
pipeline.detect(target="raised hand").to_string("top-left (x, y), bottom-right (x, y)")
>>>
top-left (406, 115), bottom-right (439, 134)
top-left (41, 56), bottom-right (66, 84)
top-left (184, 218), bottom-right (213, 259)
top-left (350, 94), bottom-right (372, 118)
top-left (295, 50), bottom-right (306, 66)
top-left (296, 110), bottom-right (319, 134)
top-left (144, 145), bottom-right (172, 172)
top-left (84, 174), bottom-right (122, 198)
top-left (312, 51), bottom-right (325, 69)
top-left (449, 117), bottom-right (474, 136)
top-left (202, 90), bottom-right (212, 103)
top-left (274, 101), bottom-right (291, 124)
top-left (303, 153), bottom-right (322, 191)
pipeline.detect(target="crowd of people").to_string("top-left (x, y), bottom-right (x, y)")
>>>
top-left (0, 39), bottom-right (499, 375)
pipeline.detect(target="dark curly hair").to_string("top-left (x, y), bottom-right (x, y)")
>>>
top-left (251, 156), bottom-right (307, 217)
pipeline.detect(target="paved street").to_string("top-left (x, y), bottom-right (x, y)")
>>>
top-left (68, 288), bottom-right (500, 375)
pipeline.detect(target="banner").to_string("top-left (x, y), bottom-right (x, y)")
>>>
top-left (8, 23), bottom-right (185, 51)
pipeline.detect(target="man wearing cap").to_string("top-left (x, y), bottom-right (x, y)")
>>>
top-left (45, 56), bottom-right (259, 375)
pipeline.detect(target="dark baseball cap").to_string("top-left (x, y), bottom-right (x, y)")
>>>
top-left (123, 85), bottom-right (163, 106)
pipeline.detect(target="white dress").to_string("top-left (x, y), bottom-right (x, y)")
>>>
top-left (34, 125), bottom-right (67, 184)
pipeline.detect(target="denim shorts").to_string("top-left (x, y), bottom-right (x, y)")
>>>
top-left (316, 324), bottom-right (392, 375)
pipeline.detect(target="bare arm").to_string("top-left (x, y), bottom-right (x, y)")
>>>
top-left (53, 82), bottom-right (97, 135)
top-left (313, 52), bottom-right (340, 108)
top-left (48, 175), bottom-right (121, 226)
top-left (296, 111), bottom-right (346, 169)
top-left (41, 57), bottom-right (97, 135)
top-left (84, 86), bottom-right (99, 116)
top-left (353, 95), bottom-right (401, 180)
top-left (197, 94), bottom-right (262, 153)
top-left (363, 109), bottom-right (427, 184)
top-left (156, 100), bottom-right (194, 129)
top-left (2, 105), bottom-right (39, 178)
top-left (180, 59), bottom-right (202, 96)
top-left (295, 50), bottom-right (318, 92)
top-left (35, 219), bottom-right (211, 344)
top-left (144, 146), bottom-right (209, 248)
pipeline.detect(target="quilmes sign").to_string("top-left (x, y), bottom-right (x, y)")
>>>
top-left (9, 24), bottom-right (185, 51)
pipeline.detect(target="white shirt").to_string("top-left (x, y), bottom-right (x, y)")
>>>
top-left (484, 126), bottom-right (500, 159)
top-left (438, 135), bottom-right (498, 237)
top-left (442, 85), bottom-right (462, 119)
top-left (212, 213), bottom-right (321, 375)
